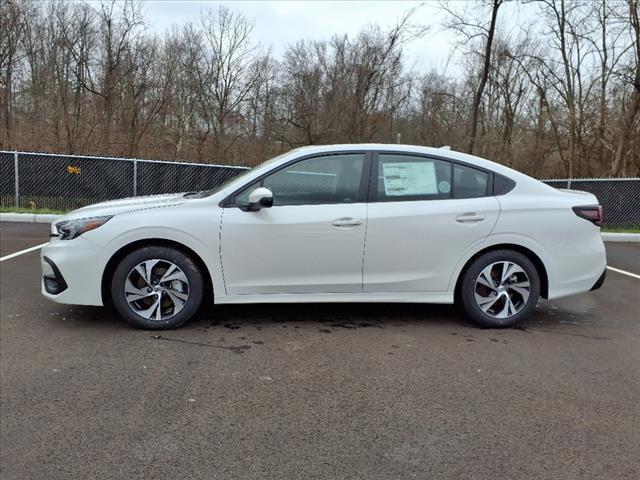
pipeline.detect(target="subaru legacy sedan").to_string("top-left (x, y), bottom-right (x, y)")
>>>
top-left (41, 144), bottom-right (607, 329)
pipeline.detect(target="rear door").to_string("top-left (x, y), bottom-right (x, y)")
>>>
top-left (363, 153), bottom-right (500, 292)
top-left (220, 152), bottom-right (369, 295)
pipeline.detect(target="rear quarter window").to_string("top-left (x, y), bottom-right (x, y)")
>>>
top-left (453, 164), bottom-right (489, 199)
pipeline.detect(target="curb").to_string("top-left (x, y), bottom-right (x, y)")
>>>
top-left (1, 213), bottom-right (62, 223)
top-left (1, 212), bottom-right (639, 242)
top-left (601, 232), bottom-right (640, 243)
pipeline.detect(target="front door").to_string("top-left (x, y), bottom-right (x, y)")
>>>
top-left (220, 153), bottom-right (368, 295)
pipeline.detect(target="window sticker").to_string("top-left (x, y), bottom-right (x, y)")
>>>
top-left (382, 161), bottom-right (438, 196)
top-left (438, 180), bottom-right (451, 193)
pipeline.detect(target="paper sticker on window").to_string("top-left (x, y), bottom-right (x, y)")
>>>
top-left (382, 161), bottom-right (438, 196)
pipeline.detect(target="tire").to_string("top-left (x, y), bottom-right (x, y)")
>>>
top-left (459, 249), bottom-right (540, 328)
top-left (111, 246), bottom-right (204, 330)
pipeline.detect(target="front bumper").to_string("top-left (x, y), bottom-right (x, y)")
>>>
top-left (41, 236), bottom-right (108, 306)
top-left (42, 256), bottom-right (68, 294)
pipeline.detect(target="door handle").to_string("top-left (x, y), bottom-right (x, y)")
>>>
top-left (456, 213), bottom-right (486, 223)
top-left (331, 217), bottom-right (362, 227)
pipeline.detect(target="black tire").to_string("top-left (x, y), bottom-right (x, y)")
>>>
top-left (111, 246), bottom-right (203, 330)
top-left (459, 249), bottom-right (540, 328)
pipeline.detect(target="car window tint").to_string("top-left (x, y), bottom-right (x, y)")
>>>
top-left (234, 184), bottom-right (255, 205)
top-left (453, 164), bottom-right (489, 198)
top-left (251, 154), bottom-right (365, 206)
top-left (377, 154), bottom-right (451, 201)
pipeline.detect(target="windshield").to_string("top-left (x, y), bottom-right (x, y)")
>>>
top-left (187, 151), bottom-right (295, 198)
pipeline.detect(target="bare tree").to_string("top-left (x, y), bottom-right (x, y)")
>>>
top-left (1, 0), bottom-right (638, 177)
top-left (0, 0), bottom-right (31, 146)
top-left (611, 0), bottom-right (640, 175)
top-left (441, 0), bottom-right (503, 154)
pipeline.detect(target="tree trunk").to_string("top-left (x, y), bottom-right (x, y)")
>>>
top-left (466, 0), bottom-right (501, 155)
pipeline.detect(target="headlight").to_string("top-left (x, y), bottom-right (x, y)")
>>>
top-left (54, 216), bottom-right (113, 240)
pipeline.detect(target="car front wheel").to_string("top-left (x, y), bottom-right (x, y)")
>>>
top-left (111, 246), bottom-right (203, 330)
top-left (460, 250), bottom-right (540, 328)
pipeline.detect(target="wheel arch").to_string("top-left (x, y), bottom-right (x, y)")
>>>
top-left (454, 243), bottom-right (549, 301)
top-left (101, 238), bottom-right (214, 306)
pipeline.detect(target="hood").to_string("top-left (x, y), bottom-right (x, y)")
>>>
top-left (57, 193), bottom-right (187, 222)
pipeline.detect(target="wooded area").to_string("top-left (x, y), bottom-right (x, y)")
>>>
top-left (1, 0), bottom-right (639, 177)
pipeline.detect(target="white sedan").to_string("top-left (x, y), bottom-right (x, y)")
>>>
top-left (41, 144), bottom-right (607, 329)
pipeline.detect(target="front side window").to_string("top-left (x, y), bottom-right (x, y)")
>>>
top-left (235, 154), bottom-right (365, 206)
top-left (376, 154), bottom-right (452, 201)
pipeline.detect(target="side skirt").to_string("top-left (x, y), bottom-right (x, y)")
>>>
top-left (214, 292), bottom-right (454, 305)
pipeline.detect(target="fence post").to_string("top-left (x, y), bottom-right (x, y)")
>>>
top-left (14, 152), bottom-right (19, 207)
top-left (133, 160), bottom-right (138, 197)
top-left (567, 178), bottom-right (572, 190)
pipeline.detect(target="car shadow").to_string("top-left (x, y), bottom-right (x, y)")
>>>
top-left (189, 302), bottom-right (469, 331)
top-left (54, 299), bottom-right (593, 334)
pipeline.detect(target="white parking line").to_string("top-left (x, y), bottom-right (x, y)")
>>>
top-left (607, 266), bottom-right (640, 280)
top-left (0, 243), bottom-right (48, 262)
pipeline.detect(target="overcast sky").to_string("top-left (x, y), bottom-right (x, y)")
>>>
top-left (114, 1), bottom-right (535, 76)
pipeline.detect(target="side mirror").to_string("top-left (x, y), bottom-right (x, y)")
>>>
top-left (245, 187), bottom-right (273, 211)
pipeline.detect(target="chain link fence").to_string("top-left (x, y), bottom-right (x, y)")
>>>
top-left (0, 151), bottom-right (247, 212)
top-left (1, 150), bottom-right (638, 229)
top-left (543, 178), bottom-right (639, 230)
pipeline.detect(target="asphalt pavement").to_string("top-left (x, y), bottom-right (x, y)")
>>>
top-left (1, 222), bottom-right (639, 480)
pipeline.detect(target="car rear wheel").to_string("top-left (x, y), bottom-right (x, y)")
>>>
top-left (460, 250), bottom-right (540, 328)
top-left (111, 246), bottom-right (203, 329)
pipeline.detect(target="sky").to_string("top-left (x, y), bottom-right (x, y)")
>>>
top-left (85, 1), bottom-right (538, 77)
top-left (141, 0), bottom-right (460, 74)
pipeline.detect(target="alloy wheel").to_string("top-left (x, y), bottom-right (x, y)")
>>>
top-left (124, 259), bottom-right (190, 321)
top-left (473, 261), bottom-right (531, 319)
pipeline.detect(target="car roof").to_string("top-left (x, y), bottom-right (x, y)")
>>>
top-left (292, 143), bottom-right (521, 177)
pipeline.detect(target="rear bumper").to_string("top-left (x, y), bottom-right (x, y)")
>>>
top-left (590, 269), bottom-right (606, 291)
top-left (546, 230), bottom-right (607, 300)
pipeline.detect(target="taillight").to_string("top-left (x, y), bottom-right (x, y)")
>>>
top-left (572, 205), bottom-right (603, 227)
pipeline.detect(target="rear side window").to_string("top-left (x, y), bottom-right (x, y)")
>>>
top-left (376, 154), bottom-right (452, 201)
top-left (453, 164), bottom-right (489, 199)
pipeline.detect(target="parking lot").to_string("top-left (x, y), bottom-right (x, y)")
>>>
top-left (1, 221), bottom-right (639, 479)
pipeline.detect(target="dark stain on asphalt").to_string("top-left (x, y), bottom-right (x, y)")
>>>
top-left (328, 321), bottom-right (384, 329)
top-left (224, 324), bottom-right (241, 330)
top-left (319, 329), bottom-right (331, 333)
top-left (151, 335), bottom-right (252, 354)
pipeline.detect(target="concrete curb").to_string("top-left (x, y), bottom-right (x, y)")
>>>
top-left (601, 232), bottom-right (640, 243)
top-left (1, 212), bottom-right (639, 242)
top-left (1, 213), bottom-right (62, 223)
